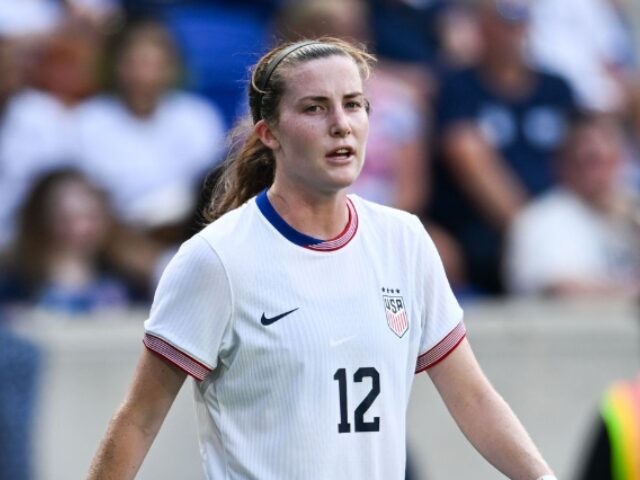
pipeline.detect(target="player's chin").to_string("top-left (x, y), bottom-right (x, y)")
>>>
top-left (326, 168), bottom-right (360, 190)
top-left (330, 160), bottom-right (362, 182)
top-left (315, 177), bottom-right (356, 196)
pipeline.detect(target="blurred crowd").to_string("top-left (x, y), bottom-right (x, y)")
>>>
top-left (0, 2), bottom-right (639, 479)
top-left (0, 0), bottom-right (639, 319)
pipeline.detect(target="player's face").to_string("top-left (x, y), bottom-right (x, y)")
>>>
top-left (267, 55), bottom-right (369, 197)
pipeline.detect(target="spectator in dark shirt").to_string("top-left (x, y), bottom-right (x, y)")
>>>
top-left (428, 0), bottom-right (577, 294)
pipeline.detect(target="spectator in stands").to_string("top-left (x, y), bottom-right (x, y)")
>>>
top-left (74, 20), bottom-right (226, 246)
top-left (63, 0), bottom-right (123, 34)
top-left (428, 0), bottom-right (578, 294)
top-left (368, 0), bottom-right (483, 95)
top-left (368, 0), bottom-right (444, 66)
top-left (434, 3), bottom-right (482, 73)
top-left (0, 0), bottom-right (121, 39)
top-left (504, 114), bottom-right (640, 297)
top-left (0, 169), bottom-right (131, 313)
top-left (528, 0), bottom-right (637, 113)
top-left (528, 0), bottom-right (640, 203)
top-left (0, 26), bottom-right (101, 250)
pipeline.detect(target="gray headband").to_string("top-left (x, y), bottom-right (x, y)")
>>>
top-left (258, 41), bottom-right (322, 92)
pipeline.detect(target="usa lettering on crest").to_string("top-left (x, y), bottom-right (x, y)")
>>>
top-left (383, 294), bottom-right (408, 338)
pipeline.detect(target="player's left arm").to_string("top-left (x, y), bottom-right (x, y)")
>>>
top-left (427, 338), bottom-right (555, 480)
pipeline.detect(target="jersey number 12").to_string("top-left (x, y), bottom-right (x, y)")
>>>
top-left (333, 367), bottom-right (380, 433)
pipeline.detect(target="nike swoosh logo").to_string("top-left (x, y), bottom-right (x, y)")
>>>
top-left (329, 335), bottom-right (355, 347)
top-left (261, 308), bottom-right (299, 326)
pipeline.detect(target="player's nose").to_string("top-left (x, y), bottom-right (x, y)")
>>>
top-left (329, 107), bottom-right (351, 138)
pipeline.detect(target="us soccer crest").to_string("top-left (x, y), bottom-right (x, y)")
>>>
top-left (382, 288), bottom-right (408, 338)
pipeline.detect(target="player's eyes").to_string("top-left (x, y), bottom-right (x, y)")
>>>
top-left (302, 101), bottom-right (365, 113)
top-left (345, 101), bottom-right (363, 110)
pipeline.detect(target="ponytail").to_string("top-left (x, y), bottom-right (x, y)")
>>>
top-left (204, 118), bottom-right (275, 222)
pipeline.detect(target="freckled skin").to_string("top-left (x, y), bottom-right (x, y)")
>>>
top-left (267, 55), bottom-right (370, 199)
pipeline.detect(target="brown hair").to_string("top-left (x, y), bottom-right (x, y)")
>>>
top-left (204, 37), bottom-right (375, 222)
top-left (12, 169), bottom-right (111, 289)
top-left (104, 19), bottom-right (181, 92)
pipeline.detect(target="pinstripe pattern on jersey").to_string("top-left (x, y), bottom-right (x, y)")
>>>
top-left (144, 195), bottom-right (465, 479)
top-left (415, 320), bottom-right (466, 373)
top-left (143, 333), bottom-right (212, 380)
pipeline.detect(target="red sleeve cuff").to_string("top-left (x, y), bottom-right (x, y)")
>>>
top-left (415, 320), bottom-right (466, 373)
top-left (143, 333), bottom-right (212, 381)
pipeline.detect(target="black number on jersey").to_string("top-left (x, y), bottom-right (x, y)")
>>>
top-left (333, 367), bottom-right (380, 433)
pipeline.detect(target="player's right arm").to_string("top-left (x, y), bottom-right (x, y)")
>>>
top-left (87, 347), bottom-right (187, 480)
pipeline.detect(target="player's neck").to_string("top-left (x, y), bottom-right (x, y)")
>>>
top-left (266, 187), bottom-right (350, 241)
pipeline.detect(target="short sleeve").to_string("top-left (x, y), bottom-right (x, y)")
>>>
top-left (144, 234), bottom-right (233, 381)
top-left (414, 221), bottom-right (466, 373)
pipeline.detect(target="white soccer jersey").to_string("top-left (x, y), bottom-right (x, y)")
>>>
top-left (144, 191), bottom-right (465, 480)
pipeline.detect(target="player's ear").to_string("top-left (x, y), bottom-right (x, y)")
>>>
top-left (255, 119), bottom-right (280, 151)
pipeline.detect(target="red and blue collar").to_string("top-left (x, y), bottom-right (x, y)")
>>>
top-left (256, 190), bottom-right (358, 252)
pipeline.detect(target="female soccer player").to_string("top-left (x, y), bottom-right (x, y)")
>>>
top-left (88, 38), bottom-right (557, 480)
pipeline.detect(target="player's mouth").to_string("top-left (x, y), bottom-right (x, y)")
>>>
top-left (326, 146), bottom-right (355, 163)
